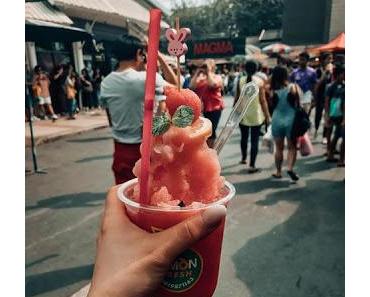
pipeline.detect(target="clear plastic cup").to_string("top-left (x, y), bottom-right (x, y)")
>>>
top-left (117, 178), bottom-right (236, 297)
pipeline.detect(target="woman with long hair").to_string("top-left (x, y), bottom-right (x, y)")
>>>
top-left (235, 60), bottom-right (271, 173)
top-left (270, 66), bottom-right (301, 182)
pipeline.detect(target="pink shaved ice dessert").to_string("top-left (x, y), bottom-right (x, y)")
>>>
top-left (132, 87), bottom-right (225, 207)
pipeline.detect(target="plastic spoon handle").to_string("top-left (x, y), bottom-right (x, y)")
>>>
top-left (214, 81), bottom-right (259, 154)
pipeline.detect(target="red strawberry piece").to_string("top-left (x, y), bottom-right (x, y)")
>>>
top-left (164, 87), bottom-right (201, 122)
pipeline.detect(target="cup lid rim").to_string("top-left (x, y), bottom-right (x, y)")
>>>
top-left (117, 178), bottom-right (236, 212)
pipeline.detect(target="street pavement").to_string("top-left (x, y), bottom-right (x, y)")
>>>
top-left (25, 110), bottom-right (109, 147)
top-left (26, 95), bottom-right (344, 297)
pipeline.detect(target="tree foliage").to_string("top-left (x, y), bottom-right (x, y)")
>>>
top-left (171, 0), bottom-right (284, 39)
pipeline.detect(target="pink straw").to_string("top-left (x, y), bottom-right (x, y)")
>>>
top-left (139, 9), bottom-right (162, 205)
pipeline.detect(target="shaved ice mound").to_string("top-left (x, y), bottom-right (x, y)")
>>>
top-left (132, 116), bottom-right (225, 207)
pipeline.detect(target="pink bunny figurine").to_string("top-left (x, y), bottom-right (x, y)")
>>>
top-left (165, 28), bottom-right (191, 57)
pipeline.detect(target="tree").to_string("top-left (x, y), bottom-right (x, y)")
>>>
top-left (170, 0), bottom-right (284, 39)
top-left (233, 0), bottom-right (284, 36)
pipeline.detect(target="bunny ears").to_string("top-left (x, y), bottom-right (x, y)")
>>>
top-left (165, 28), bottom-right (191, 57)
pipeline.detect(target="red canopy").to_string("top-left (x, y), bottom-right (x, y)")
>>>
top-left (314, 32), bottom-right (345, 52)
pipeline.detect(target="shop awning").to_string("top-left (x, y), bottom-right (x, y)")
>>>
top-left (105, 0), bottom-right (169, 29)
top-left (312, 32), bottom-right (345, 53)
top-left (25, 1), bottom-right (73, 25)
top-left (26, 19), bottom-right (92, 43)
top-left (54, 0), bottom-right (169, 29)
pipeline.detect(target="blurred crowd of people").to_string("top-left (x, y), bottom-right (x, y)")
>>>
top-left (26, 63), bottom-right (103, 121)
top-left (181, 51), bottom-right (345, 180)
top-left (26, 32), bottom-right (344, 183)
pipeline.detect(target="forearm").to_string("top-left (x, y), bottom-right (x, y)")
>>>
top-left (32, 77), bottom-right (38, 86)
top-left (259, 88), bottom-right (270, 120)
top-left (261, 99), bottom-right (270, 120)
top-left (324, 96), bottom-right (330, 113)
top-left (313, 82), bottom-right (321, 102)
top-left (207, 73), bottom-right (218, 88)
top-left (106, 108), bottom-right (112, 127)
top-left (311, 84), bottom-right (317, 96)
top-left (158, 53), bottom-right (177, 85)
top-left (189, 76), bottom-right (198, 90)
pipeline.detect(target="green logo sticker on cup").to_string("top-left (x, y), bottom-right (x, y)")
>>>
top-left (162, 248), bottom-right (203, 292)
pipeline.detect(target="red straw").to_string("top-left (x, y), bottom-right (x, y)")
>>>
top-left (139, 9), bottom-right (162, 205)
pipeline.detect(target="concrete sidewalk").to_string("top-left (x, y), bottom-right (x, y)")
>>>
top-left (25, 111), bottom-right (109, 147)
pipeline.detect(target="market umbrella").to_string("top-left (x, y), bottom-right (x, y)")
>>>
top-left (246, 44), bottom-right (261, 55)
top-left (312, 32), bottom-right (345, 53)
top-left (246, 52), bottom-right (269, 62)
top-left (262, 43), bottom-right (292, 54)
top-left (231, 55), bottom-right (247, 64)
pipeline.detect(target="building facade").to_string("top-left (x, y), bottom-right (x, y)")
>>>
top-left (26, 0), bottom-right (169, 75)
top-left (328, 0), bottom-right (345, 40)
top-left (282, 0), bottom-right (344, 45)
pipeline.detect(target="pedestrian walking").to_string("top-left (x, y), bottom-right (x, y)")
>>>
top-left (80, 68), bottom-right (94, 110)
top-left (271, 66), bottom-right (301, 182)
top-left (50, 64), bottom-right (67, 115)
top-left (92, 68), bottom-right (103, 109)
top-left (32, 66), bottom-right (58, 120)
top-left (190, 59), bottom-right (224, 148)
top-left (231, 64), bottom-right (243, 97)
top-left (290, 52), bottom-right (317, 114)
top-left (65, 67), bottom-right (77, 120)
top-left (182, 66), bottom-right (192, 89)
top-left (234, 60), bottom-right (271, 173)
top-left (313, 52), bottom-right (334, 143)
top-left (100, 34), bottom-right (177, 185)
top-left (325, 65), bottom-right (345, 166)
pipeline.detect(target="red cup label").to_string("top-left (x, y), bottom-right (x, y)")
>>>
top-left (161, 248), bottom-right (203, 292)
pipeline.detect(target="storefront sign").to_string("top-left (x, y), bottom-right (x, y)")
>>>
top-left (186, 38), bottom-right (245, 59)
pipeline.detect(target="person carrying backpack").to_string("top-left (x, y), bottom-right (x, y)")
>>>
top-left (325, 65), bottom-right (345, 164)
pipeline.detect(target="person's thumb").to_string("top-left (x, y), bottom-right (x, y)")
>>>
top-left (156, 205), bottom-right (227, 262)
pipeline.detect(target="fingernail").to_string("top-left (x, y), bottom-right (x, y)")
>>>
top-left (202, 205), bottom-right (227, 229)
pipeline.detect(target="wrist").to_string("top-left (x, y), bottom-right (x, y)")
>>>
top-left (87, 286), bottom-right (103, 297)
top-left (87, 285), bottom-right (127, 297)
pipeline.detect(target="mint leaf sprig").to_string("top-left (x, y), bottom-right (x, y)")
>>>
top-left (152, 105), bottom-right (194, 136)
top-left (172, 105), bottom-right (194, 128)
top-left (152, 113), bottom-right (171, 136)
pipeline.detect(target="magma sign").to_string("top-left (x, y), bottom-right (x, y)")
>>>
top-left (186, 38), bottom-right (245, 59)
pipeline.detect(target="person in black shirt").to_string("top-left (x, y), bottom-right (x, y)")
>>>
top-left (80, 68), bottom-right (94, 110)
top-left (325, 65), bottom-right (345, 165)
top-left (92, 68), bottom-right (103, 109)
top-left (50, 64), bottom-right (67, 115)
top-left (314, 52), bottom-right (333, 142)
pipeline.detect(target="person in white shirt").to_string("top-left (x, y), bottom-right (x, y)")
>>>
top-left (100, 35), bottom-right (177, 184)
